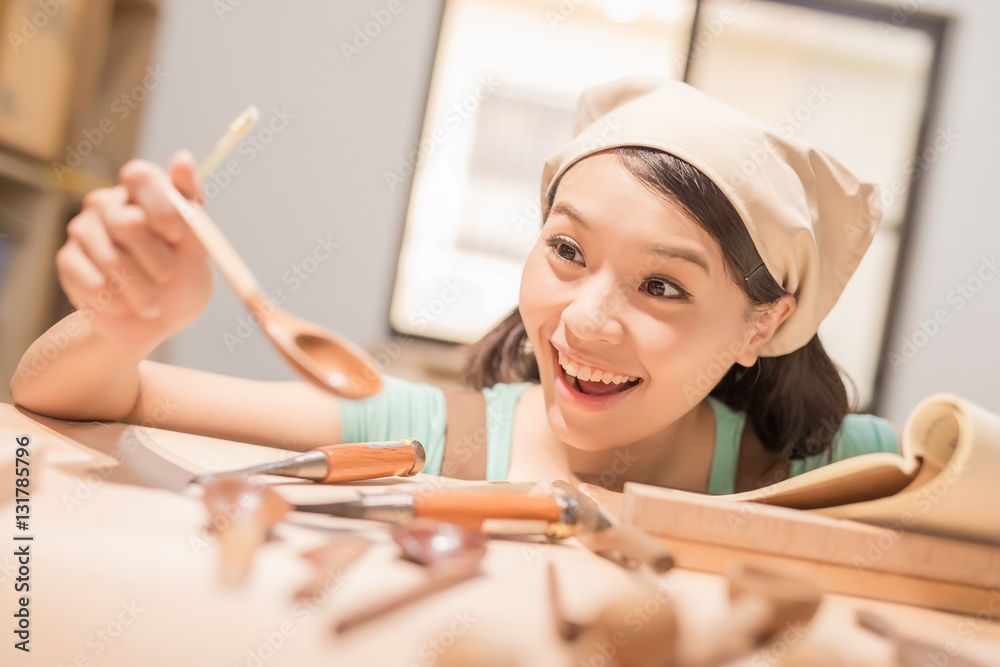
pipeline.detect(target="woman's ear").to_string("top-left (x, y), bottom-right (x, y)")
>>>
top-left (735, 295), bottom-right (797, 366)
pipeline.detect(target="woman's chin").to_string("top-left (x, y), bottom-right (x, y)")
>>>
top-left (553, 425), bottom-right (624, 453)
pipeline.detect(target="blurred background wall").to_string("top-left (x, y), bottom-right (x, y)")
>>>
top-left (99, 0), bottom-right (1000, 422)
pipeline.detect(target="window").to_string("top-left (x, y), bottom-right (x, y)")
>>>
top-left (390, 0), bottom-right (947, 411)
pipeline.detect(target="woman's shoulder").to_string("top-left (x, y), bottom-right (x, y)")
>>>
top-left (705, 396), bottom-right (901, 480)
top-left (790, 412), bottom-right (901, 477)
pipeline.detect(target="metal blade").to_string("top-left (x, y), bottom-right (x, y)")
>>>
top-left (192, 451), bottom-right (328, 485)
top-left (293, 493), bottom-right (416, 524)
top-left (552, 479), bottom-right (609, 531)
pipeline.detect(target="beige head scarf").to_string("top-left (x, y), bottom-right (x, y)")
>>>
top-left (540, 75), bottom-right (881, 357)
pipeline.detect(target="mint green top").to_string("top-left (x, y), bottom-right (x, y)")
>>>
top-left (337, 375), bottom-right (898, 492)
top-left (704, 395), bottom-right (898, 494)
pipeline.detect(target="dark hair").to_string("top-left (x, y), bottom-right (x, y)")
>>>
top-left (461, 147), bottom-right (854, 461)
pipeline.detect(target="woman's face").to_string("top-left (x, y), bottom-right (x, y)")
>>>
top-left (519, 151), bottom-right (761, 452)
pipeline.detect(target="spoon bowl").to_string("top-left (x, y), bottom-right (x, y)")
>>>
top-left (164, 185), bottom-right (383, 399)
top-left (253, 295), bottom-right (383, 399)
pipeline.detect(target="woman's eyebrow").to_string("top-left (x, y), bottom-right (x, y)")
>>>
top-left (550, 201), bottom-right (710, 275)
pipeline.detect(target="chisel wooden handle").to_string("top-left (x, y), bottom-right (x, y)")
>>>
top-left (414, 494), bottom-right (564, 529)
top-left (316, 438), bottom-right (425, 482)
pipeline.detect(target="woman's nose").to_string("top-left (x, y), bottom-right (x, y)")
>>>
top-left (561, 274), bottom-right (627, 343)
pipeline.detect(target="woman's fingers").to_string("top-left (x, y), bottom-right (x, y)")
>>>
top-left (169, 149), bottom-right (203, 205)
top-left (55, 240), bottom-right (130, 319)
top-left (87, 186), bottom-right (174, 285)
top-left (119, 159), bottom-right (187, 244)
top-left (64, 209), bottom-right (163, 318)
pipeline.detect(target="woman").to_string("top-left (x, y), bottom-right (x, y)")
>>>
top-left (11, 75), bottom-right (900, 494)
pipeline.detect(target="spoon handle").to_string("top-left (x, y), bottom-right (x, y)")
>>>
top-left (163, 184), bottom-right (265, 306)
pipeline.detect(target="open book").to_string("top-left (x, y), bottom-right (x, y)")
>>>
top-left (619, 394), bottom-right (1000, 613)
top-left (693, 393), bottom-right (1000, 545)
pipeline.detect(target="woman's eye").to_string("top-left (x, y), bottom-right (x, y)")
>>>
top-left (556, 242), bottom-right (580, 262)
top-left (642, 278), bottom-right (684, 299)
top-left (544, 234), bottom-right (689, 299)
top-left (545, 235), bottom-right (582, 264)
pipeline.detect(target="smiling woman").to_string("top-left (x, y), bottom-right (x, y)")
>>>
top-left (11, 74), bottom-right (900, 498)
top-left (454, 76), bottom-right (900, 493)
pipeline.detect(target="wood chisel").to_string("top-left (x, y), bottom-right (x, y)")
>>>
top-left (192, 437), bottom-right (425, 484)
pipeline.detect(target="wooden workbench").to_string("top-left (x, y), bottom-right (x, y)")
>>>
top-left (1, 402), bottom-right (998, 666)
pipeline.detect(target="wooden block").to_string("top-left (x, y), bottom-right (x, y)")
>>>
top-left (622, 482), bottom-right (1000, 593)
top-left (660, 536), bottom-right (999, 616)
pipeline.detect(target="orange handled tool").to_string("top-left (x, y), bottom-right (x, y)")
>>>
top-left (293, 491), bottom-right (568, 530)
top-left (192, 438), bottom-right (425, 485)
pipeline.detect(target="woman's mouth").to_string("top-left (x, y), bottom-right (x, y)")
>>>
top-left (550, 343), bottom-right (642, 409)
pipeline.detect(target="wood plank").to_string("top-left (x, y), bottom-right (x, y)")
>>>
top-left (623, 481), bottom-right (1000, 592)
top-left (659, 536), bottom-right (1000, 616)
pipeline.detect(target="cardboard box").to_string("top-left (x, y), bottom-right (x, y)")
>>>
top-left (0, 0), bottom-right (84, 161)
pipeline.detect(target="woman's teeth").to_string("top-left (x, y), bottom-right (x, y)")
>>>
top-left (558, 351), bottom-right (638, 385)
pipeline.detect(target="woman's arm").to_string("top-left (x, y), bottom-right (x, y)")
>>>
top-left (12, 313), bottom-right (344, 452)
top-left (10, 154), bottom-right (344, 452)
top-left (126, 360), bottom-right (344, 452)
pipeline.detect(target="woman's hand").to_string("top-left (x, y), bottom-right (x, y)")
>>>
top-left (56, 150), bottom-right (214, 354)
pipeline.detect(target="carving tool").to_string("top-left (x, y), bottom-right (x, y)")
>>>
top-left (192, 437), bottom-right (425, 485)
top-left (292, 486), bottom-right (571, 529)
top-left (551, 480), bottom-right (675, 573)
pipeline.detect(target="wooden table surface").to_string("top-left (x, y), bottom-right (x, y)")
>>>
top-left (1, 402), bottom-right (999, 667)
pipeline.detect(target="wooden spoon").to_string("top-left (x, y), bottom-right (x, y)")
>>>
top-left (162, 134), bottom-right (382, 399)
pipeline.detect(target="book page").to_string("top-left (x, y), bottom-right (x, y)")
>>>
top-left (726, 452), bottom-right (920, 509)
top-left (816, 394), bottom-right (1000, 545)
